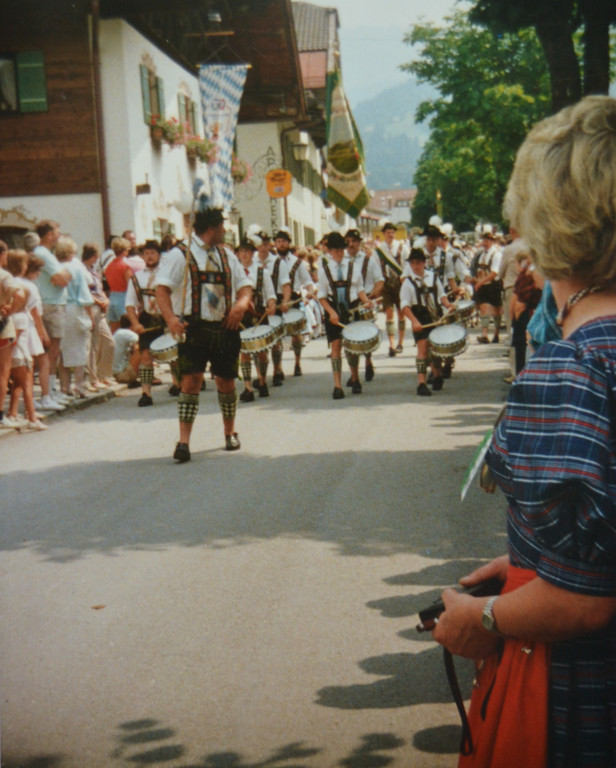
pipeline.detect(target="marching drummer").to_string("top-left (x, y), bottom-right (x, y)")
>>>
top-left (251, 226), bottom-right (291, 387)
top-left (273, 227), bottom-right (314, 377)
top-left (373, 221), bottom-right (409, 356)
top-left (156, 206), bottom-right (253, 462)
top-left (318, 231), bottom-right (373, 400)
top-left (345, 228), bottom-right (383, 382)
top-left (124, 239), bottom-right (164, 407)
top-left (236, 234), bottom-right (276, 402)
top-left (400, 247), bottom-right (453, 396)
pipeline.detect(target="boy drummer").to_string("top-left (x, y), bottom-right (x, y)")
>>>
top-left (400, 247), bottom-right (453, 396)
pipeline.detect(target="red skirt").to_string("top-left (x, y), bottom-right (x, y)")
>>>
top-left (458, 565), bottom-right (550, 768)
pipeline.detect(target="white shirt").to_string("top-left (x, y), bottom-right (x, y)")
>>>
top-left (400, 268), bottom-right (445, 311)
top-left (156, 233), bottom-right (251, 320)
top-left (349, 250), bottom-right (383, 295)
top-left (375, 239), bottom-right (410, 278)
top-left (256, 252), bottom-right (291, 296)
top-left (476, 244), bottom-right (502, 276)
top-left (242, 261), bottom-right (276, 306)
top-left (279, 253), bottom-right (312, 294)
top-left (317, 255), bottom-right (365, 303)
top-left (125, 265), bottom-right (161, 315)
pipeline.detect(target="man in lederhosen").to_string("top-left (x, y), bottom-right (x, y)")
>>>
top-left (318, 231), bottom-right (373, 400)
top-left (274, 227), bottom-right (313, 377)
top-left (250, 225), bottom-right (291, 387)
top-left (156, 207), bottom-right (253, 462)
top-left (236, 234), bottom-right (276, 402)
top-left (400, 247), bottom-right (453, 396)
top-left (472, 224), bottom-right (503, 343)
top-left (374, 221), bottom-right (409, 356)
top-left (344, 228), bottom-right (383, 382)
top-left (125, 239), bottom-right (165, 407)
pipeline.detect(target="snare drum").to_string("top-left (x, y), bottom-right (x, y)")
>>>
top-left (284, 308), bottom-right (307, 335)
top-left (342, 321), bottom-right (380, 355)
top-left (268, 314), bottom-right (285, 340)
top-left (150, 332), bottom-right (178, 362)
top-left (357, 306), bottom-right (376, 322)
top-left (428, 324), bottom-right (467, 358)
top-left (454, 299), bottom-right (476, 323)
top-left (240, 323), bottom-right (279, 353)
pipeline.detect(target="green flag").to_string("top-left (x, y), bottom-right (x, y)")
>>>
top-left (325, 68), bottom-right (370, 219)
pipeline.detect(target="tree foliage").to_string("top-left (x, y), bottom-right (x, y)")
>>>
top-left (402, 11), bottom-right (551, 230)
top-left (469, 0), bottom-right (616, 112)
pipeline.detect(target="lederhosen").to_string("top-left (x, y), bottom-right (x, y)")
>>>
top-left (288, 259), bottom-right (302, 303)
top-left (177, 243), bottom-right (240, 379)
top-left (376, 245), bottom-right (402, 310)
top-left (271, 257), bottom-right (286, 316)
top-left (241, 265), bottom-right (267, 329)
top-left (407, 274), bottom-right (439, 342)
top-left (129, 271), bottom-right (164, 352)
top-left (322, 260), bottom-right (358, 344)
top-left (475, 249), bottom-right (502, 307)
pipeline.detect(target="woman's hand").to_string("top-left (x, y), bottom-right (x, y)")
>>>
top-left (433, 590), bottom-right (501, 660)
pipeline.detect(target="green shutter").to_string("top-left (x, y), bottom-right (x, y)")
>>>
top-left (156, 77), bottom-right (165, 119)
top-left (140, 64), bottom-right (151, 124)
top-left (16, 51), bottom-right (47, 113)
top-left (190, 100), bottom-right (197, 134)
top-left (177, 93), bottom-right (186, 125)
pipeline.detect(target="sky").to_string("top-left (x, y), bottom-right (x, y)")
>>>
top-left (309, 0), bottom-right (469, 107)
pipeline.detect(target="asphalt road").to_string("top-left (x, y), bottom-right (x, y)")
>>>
top-left (1, 321), bottom-right (510, 768)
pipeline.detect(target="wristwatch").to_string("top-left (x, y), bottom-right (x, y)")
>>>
top-left (481, 595), bottom-right (500, 634)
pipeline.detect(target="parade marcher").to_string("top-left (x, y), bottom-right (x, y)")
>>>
top-left (400, 248), bottom-right (453, 396)
top-left (373, 221), bottom-right (409, 356)
top-left (440, 224), bottom-right (472, 296)
top-left (274, 227), bottom-right (313, 377)
top-left (252, 226), bottom-right (290, 387)
top-left (236, 234), bottom-right (276, 402)
top-left (318, 231), bottom-right (372, 399)
top-left (344, 228), bottom-right (383, 382)
top-left (124, 240), bottom-right (165, 407)
top-left (472, 225), bottom-right (503, 343)
top-left (156, 206), bottom-right (253, 462)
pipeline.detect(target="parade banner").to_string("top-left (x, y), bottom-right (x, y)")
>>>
top-left (325, 68), bottom-right (370, 219)
top-left (198, 63), bottom-right (249, 210)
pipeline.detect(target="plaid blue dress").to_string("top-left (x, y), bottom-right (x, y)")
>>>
top-left (486, 316), bottom-right (616, 768)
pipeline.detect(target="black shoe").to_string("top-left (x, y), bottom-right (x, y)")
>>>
top-left (173, 442), bottom-right (191, 462)
top-left (272, 372), bottom-right (284, 387)
top-left (492, 334), bottom-right (500, 343)
top-left (427, 372), bottom-right (434, 384)
top-left (168, 384), bottom-right (180, 397)
top-left (127, 380), bottom-right (141, 389)
top-left (258, 383), bottom-right (269, 398)
top-left (365, 363), bottom-right (375, 381)
top-left (225, 433), bottom-right (241, 451)
top-left (351, 380), bottom-right (362, 394)
top-left (417, 383), bottom-right (432, 396)
top-left (477, 336), bottom-right (489, 344)
top-left (442, 363), bottom-right (452, 379)
top-left (294, 364), bottom-right (302, 376)
top-left (396, 344), bottom-right (403, 353)
top-left (138, 393), bottom-right (153, 407)
top-left (239, 389), bottom-right (255, 402)
top-left (332, 387), bottom-right (345, 400)
top-left (388, 347), bottom-right (396, 357)
top-left (432, 376), bottom-right (444, 391)
top-left (252, 378), bottom-right (260, 388)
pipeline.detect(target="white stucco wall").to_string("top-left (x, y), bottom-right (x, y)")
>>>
top-left (98, 19), bottom-right (207, 242)
top-left (0, 195), bottom-right (104, 249)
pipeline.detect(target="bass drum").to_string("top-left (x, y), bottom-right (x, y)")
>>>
top-left (429, 324), bottom-right (467, 358)
top-left (342, 321), bottom-right (381, 355)
top-left (150, 333), bottom-right (178, 362)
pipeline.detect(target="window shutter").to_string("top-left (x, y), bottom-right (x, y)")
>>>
top-left (16, 51), bottom-right (47, 113)
top-left (190, 100), bottom-right (198, 135)
top-left (178, 93), bottom-right (186, 124)
top-left (156, 77), bottom-right (165, 119)
top-left (140, 64), bottom-right (151, 124)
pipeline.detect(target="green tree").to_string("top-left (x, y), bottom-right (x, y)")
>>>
top-left (402, 12), bottom-right (551, 230)
top-left (469, 0), bottom-right (616, 112)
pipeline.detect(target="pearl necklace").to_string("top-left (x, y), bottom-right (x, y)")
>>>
top-left (556, 284), bottom-right (608, 327)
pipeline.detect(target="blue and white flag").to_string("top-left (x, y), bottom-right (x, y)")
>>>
top-left (198, 63), bottom-right (248, 210)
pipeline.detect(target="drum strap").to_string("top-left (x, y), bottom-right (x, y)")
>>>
top-left (360, 254), bottom-right (370, 284)
top-left (272, 257), bottom-right (283, 300)
top-left (288, 259), bottom-right (301, 292)
top-left (408, 276), bottom-right (438, 321)
top-left (255, 265), bottom-right (265, 315)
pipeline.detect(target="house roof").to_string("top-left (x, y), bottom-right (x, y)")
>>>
top-left (292, 1), bottom-right (338, 52)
